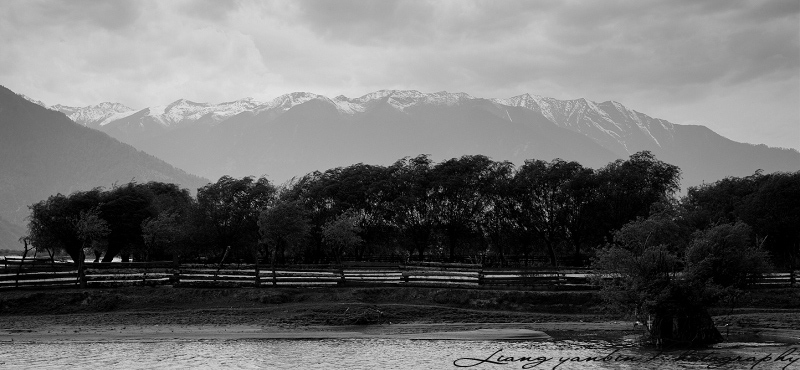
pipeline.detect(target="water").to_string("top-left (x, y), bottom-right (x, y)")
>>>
top-left (1, 338), bottom-right (797, 369)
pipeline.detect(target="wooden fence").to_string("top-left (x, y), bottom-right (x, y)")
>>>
top-left (1, 257), bottom-right (797, 291)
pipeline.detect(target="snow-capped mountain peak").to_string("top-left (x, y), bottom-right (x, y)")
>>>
top-left (264, 92), bottom-right (325, 112)
top-left (17, 94), bottom-right (50, 109)
top-left (133, 97), bottom-right (267, 127)
top-left (344, 89), bottom-right (474, 111)
top-left (50, 102), bottom-right (135, 127)
top-left (38, 90), bottom-right (680, 155)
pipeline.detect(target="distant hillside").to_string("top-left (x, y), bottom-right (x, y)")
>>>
top-left (0, 216), bottom-right (24, 250)
top-left (0, 85), bottom-right (210, 244)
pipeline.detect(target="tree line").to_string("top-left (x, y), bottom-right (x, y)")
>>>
top-left (24, 151), bottom-right (799, 270)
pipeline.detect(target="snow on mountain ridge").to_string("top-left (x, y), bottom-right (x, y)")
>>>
top-left (50, 102), bottom-right (134, 127)
top-left (17, 94), bottom-right (50, 109)
top-left (337, 90), bottom-right (474, 112)
top-left (38, 90), bottom-right (678, 154)
top-left (136, 97), bottom-right (266, 127)
top-left (253, 90), bottom-right (476, 115)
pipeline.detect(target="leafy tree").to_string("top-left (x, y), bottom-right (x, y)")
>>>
top-left (196, 176), bottom-right (276, 261)
top-left (682, 171), bottom-right (800, 268)
top-left (431, 155), bottom-right (503, 260)
top-left (684, 221), bottom-right (771, 289)
top-left (99, 183), bottom-right (153, 261)
top-left (681, 172), bottom-right (760, 231)
top-left (737, 172), bottom-right (800, 268)
top-left (26, 205), bottom-right (65, 264)
top-left (475, 160), bottom-right (516, 265)
top-left (73, 207), bottom-right (110, 287)
top-left (594, 215), bottom-right (772, 346)
top-left (141, 211), bottom-right (186, 262)
top-left (140, 182), bottom-right (196, 262)
top-left (283, 163), bottom-right (396, 261)
top-left (27, 189), bottom-right (103, 263)
top-left (594, 151), bottom-right (681, 242)
top-left (561, 165), bottom-right (601, 265)
top-left (387, 155), bottom-right (438, 259)
top-left (332, 164), bottom-right (397, 258)
top-left (612, 204), bottom-right (691, 255)
top-left (258, 200), bottom-right (310, 265)
top-left (322, 211), bottom-right (363, 264)
top-left (513, 158), bottom-right (587, 266)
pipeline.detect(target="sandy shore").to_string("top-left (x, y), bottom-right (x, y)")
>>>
top-left (3, 319), bottom-right (797, 344)
top-left (0, 323), bottom-right (556, 342)
top-left (1, 286), bottom-right (798, 344)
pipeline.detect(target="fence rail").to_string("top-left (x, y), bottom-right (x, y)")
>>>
top-left (1, 257), bottom-right (796, 291)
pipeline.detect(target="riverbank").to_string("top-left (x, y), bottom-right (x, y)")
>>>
top-left (0, 286), bottom-right (797, 344)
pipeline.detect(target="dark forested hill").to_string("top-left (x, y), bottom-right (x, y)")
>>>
top-left (0, 85), bottom-right (209, 246)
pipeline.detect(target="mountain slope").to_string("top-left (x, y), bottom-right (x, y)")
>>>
top-left (0, 216), bottom-right (25, 251)
top-left (0, 85), bottom-right (210, 241)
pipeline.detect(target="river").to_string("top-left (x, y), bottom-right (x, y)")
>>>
top-left (1, 338), bottom-right (797, 369)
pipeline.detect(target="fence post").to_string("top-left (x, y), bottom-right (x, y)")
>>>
top-left (791, 270), bottom-right (796, 287)
top-left (78, 251), bottom-right (87, 289)
top-left (171, 257), bottom-right (180, 286)
top-left (79, 265), bottom-right (87, 288)
top-left (339, 265), bottom-right (346, 286)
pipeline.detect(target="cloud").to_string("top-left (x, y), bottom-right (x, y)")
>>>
top-left (180, 0), bottom-right (243, 22)
top-left (0, 0), bottom-right (796, 149)
top-left (25, 0), bottom-right (142, 31)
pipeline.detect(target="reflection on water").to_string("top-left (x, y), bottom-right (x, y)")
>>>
top-left (0, 338), bottom-right (796, 369)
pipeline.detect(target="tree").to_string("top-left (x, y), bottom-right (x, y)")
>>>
top-left (431, 155), bottom-right (503, 260)
top-left (387, 155), bottom-right (438, 259)
top-left (684, 221), bottom-right (771, 289)
top-left (140, 182), bottom-right (196, 262)
top-left (73, 207), bottom-right (110, 287)
top-left (282, 163), bottom-right (396, 261)
top-left (322, 211), bottom-right (363, 264)
top-left (258, 200), bottom-right (311, 265)
top-left (99, 183), bottom-right (152, 262)
top-left (27, 205), bottom-right (65, 264)
top-left (594, 214), bottom-right (772, 346)
top-left (513, 158), bottom-right (587, 266)
top-left (141, 211), bottom-right (186, 262)
top-left (475, 160), bottom-right (516, 265)
top-left (14, 235), bottom-right (35, 287)
top-left (561, 165), bottom-right (601, 265)
top-left (682, 171), bottom-right (800, 268)
top-left (612, 204), bottom-right (691, 255)
top-left (594, 151), bottom-right (681, 242)
top-left (736, 172), bottom-right (800, 268)
top-left (27, 189), bottom-right (103, 263)
top-left (196, 176), bottom-right (276, 262)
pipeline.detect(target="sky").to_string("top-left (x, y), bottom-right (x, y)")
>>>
top-left (1, 0), bottom-right (798, 150)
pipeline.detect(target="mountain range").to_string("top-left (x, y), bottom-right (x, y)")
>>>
top-left (5, 87), bottom-right (797, 249)
top-left (0, 85), bottom-right (209, 250)
top-left (45, 89), bottom-right (799, 189)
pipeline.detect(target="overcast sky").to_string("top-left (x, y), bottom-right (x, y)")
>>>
top-left (1, 0), bottom-right (798, 150)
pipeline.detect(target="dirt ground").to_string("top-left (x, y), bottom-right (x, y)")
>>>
top-left (0, 286), bottom-right (798, 344)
